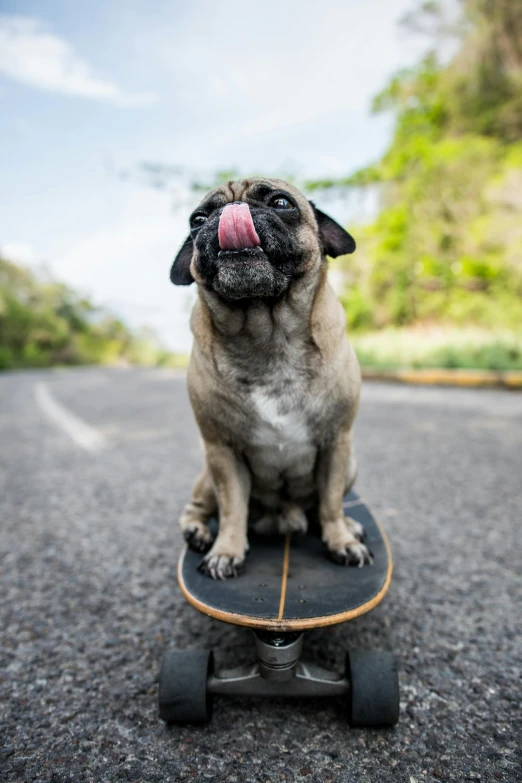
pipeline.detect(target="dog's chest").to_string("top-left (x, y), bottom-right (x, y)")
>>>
top-left (248, 382), bottom-right (315, 471)
top-left (252, 390), bottom-right (308, 445)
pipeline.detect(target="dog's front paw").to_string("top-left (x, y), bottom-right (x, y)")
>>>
top-left (328, 540), bottom-right (373, 567)
top-left (344, 515), bottom-right (365, 541)
top-left (198, 536), bottom-right (247, 580)
top-left (322, 517), bottom-right (373, 568)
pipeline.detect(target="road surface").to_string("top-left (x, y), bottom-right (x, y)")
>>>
top-left (1, 367), bottom-right (520, 783)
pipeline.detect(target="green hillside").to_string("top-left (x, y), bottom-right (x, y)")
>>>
top-left (0, 257), bottom-right (178, 370)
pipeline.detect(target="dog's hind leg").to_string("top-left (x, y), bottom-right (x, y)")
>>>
top-left (253, 503), bottom-right (308, 536)
top-left (253, 511), bottom-right (277, 535)
top-left (276, 503), bottom-right (308, 535)
top-left (179, 467), bottom-right (217, 553)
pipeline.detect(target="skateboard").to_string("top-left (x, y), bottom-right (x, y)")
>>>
top-left (159, 490), bottom-right (399, 727)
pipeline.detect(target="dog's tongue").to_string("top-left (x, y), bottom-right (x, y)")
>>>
top-left (218, 203), bottom-right (261, 250)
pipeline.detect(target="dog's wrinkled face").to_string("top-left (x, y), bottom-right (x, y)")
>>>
top-left (170, 178), bottom-right (356, 301)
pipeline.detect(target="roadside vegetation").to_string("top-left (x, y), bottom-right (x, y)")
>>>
top-left (351, 326), bottom-right (522, 371)
top-left (0, 257), bottom-right (183, 371)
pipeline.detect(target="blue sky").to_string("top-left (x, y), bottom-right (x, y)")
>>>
top-left (1, 0), bottom-right (428, 351)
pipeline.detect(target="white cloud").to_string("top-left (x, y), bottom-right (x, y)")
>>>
top-left (0, 241), bottom-right (39, 265)
top-left (320, 156), bottom-right (344, 174)
top-left (0, 14), bottom-right (158, 106)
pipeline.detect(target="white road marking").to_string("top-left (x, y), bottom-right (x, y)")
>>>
top-left (34, 381), bottom-right (108, 452)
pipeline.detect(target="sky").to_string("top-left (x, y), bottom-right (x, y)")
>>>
top-left (0, 0), bottom-right (430, 352)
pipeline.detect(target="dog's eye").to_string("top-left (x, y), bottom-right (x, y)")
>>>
top-left (270, 196), bottom-right (294, 210)
top-left (191, 213), bottom-right (207, 228)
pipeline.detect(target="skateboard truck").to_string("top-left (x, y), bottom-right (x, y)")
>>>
top-left (207, 631), bottom-right (349, 698)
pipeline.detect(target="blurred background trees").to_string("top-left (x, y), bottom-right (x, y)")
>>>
top-left (0, 257), bottom-right (178, 370)
top-left (308, 0), bottom-right (522, 338)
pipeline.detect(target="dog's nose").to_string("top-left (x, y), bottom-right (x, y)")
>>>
top-left (218, 202), bottom-right (261, 251)
top-left (218, 201), bottom-right (243, 214)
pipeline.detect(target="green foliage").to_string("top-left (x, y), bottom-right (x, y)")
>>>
top-left (0, 346), bottom-right (13, 370)
top-left (0, 257), bottom-right (175, 370)
top-left (339, 287), bottom-right (375, 332)
top-left (308, 0), bottom-right (522, 336)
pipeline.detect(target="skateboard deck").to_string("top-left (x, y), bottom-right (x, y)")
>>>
top-left (178, 491), bottom-right (392, 632)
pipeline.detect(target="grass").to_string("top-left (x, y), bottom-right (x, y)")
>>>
top-left (350, 327), bottom-right (522, 371)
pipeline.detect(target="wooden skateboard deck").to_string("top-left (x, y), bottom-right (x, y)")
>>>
top-left (178, 491), bottom-right (392, 632)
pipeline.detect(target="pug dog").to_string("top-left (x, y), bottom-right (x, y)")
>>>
top-left (170, 178), bottom-right (372, 579)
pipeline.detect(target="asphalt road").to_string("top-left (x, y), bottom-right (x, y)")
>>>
top-left (1, 367), bottom-right (520, 783)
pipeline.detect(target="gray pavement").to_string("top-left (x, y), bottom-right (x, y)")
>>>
top-left (0, 367), bottom-right (520, 783)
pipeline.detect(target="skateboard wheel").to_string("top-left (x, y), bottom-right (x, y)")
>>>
top-left (346, 651), bottom-right (400, 727)
top-left (158, 649), bottom-right (214, 723)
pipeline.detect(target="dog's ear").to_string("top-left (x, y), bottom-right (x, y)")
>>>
top-left (310, 202), bottom-right (356, 257)
top-left (170, 236), bottom-right (195, 285)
